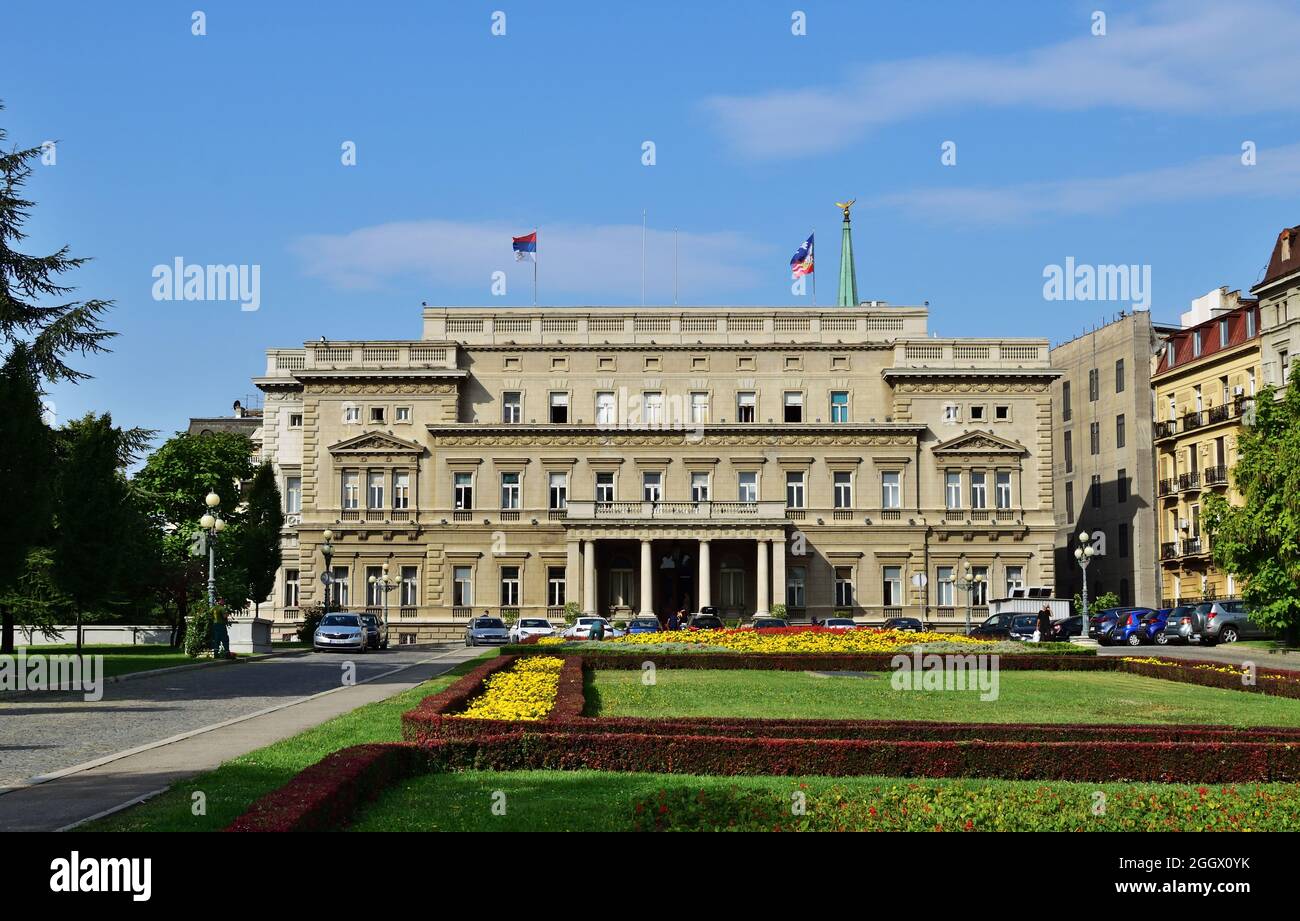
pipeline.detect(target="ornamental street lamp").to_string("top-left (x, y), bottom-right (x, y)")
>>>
top-left (368, 564), bottom-right (397, 649)
top-left (955, 560), bottom-right (985, 634)
top-left (321, 529), bottom-right (335, 613)
top-left (1072, 531), bottom-right (1100, 646)
top-left (199, 492), bottom-right (227, 606)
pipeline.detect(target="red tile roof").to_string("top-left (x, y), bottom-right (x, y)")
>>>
top-left (1254, 224), bottom-right (1300, 290)
top-left (1153, 302), bottom-right (1259, 376)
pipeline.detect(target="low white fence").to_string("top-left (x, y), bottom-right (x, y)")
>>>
top-left (15, 625), bottom-right (173, 646)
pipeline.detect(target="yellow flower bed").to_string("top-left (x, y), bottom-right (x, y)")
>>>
top-left (1122, 657), bottom-right (1300, 683)
top-left (453, 656), bottom-right (564, 721)
top-left (596, 627), bottom-right (992, 654)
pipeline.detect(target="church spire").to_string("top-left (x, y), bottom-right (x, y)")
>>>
top-left (835, 199), bottom-right (858, 307)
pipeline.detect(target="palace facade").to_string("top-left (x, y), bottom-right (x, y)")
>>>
top-left (253, 304), bottom-right (1060, 642)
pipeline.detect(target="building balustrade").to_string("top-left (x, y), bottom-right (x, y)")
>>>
top-left (1203, 465), bottom-right (1229, 486)
top-left (1154, 420), bottom-right (1178, 439)
top-left (1178, 471), bottom-right (1201, 491)
top-left (1157, 477), bottom-right (1177, 497)
top-left (1182, 410), bottom-right (1204, 431)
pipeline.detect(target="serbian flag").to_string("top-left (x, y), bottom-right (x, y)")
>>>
top-left (790, 233), bottom-right (814, 278)
top-left (513, 231), bottom-right (537, 261)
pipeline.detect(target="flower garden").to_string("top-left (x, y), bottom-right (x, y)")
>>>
top-left (222, 628), bottom-right (1300, 833)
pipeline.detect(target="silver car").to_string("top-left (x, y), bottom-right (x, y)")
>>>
top-left (1178, 600), bottom-right (1265, 645)
top-left (314, 613), bottom-right (367, 652)
top-left (465, 616), bottom-right (510, 646)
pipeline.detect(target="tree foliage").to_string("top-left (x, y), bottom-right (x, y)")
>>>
top-left (1204, 366), bottom-right (1300, 642)
top-left (242, 462), bottom-right (284, 617)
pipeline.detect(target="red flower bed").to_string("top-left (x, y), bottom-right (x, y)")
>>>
top-left (415, 731), bottom-right (1300, 782)
top-left (225, 743), bottom-right (428, 832)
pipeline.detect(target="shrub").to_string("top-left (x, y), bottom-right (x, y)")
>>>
top-left (562, 601), bottom-right (581, 624)
top-left (297, 603), bottom-right (325, 644)
top-left (183, 601), bottom-right (217, 658)
top-left (770, 603), bottom-right (787, 619)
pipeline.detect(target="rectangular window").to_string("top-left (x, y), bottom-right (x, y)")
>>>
top-left (288, 412), bottom-right (303, 428)
top-left (344, 405), bottom-right (360, 424)
top-left (609, 569), bottom-right (634, 608)
top-left (1118, 524), bottom-right (1130, 559)
top-left (834, 567), bottom-right (855, 607)
top-left (830, 391), bottom-right (849, 423)
top-left (690, 392), bottom-right (709, 424)
top-left (785, 471), bottom-right (806, 508)
top-left (937, 567), bottom-right (954, 606)
top-left (970, 405), bottom-right (986, 421)
top-left (972, 566), bottom-right (989, 606)
top-left (395, 406), bottom-right (411, 423)
top-left (392, 471), bottom-right (410, 509)
top-left (994, 404), bottom-right (1009, 421)
top-left (1004, 566), bottom-right (1024, 596)
top-left (1193, 330), bottom-right (1202, 357)
top-left (1219, 319), bottom-right (1229, 348)
top-left (502, 392), bottom-right (522, 424)
top-left (331, 566), bottom-right (350, 608)
top-left (944, 472), bottom-right (961, 509)
top-left (500, 566), bottom-right (520, 607)
top-left (549, 392), bottom-right (569, 424)
top-left (642, 471), bottom-right (662, 502)
top-left (547, 566), bottom-right (566, 607)
top-left (1247, 309), bottom-right (1257, 338)
top-left (1064, 431), bottom-right (1073, 473)
top-left (787, 567), bottom-right (806, 608)
top-left (738, 471), bottom-right (758, 503)
top-left (720, 568), bottom-right (745, 607)
top-left (642, 391), bottom-right (664, 426)
top-left (370, 406), bottom-right (386, 424)
top-left (995, 472), bottom-right (1012, 509)
top-left (453, 566), bottom-right (473, 607)
top-left (500, 472), bottom-right (520, 510)
top-left (400, 566), bottom-right (418, 606)
top-left (595, 391), bottom-right (616, 426)
top-left (1062, 381), bottom-right (1072, 421)
top-left (1116, 414), bottom-right (1126, 449)
top-left (882, 566), bottom-right (902, 607)
top-left (367, 471), bottom-right (384, 509)
top-left (1115, 358), bottom-right (1125, 394)
top-left (1117, 468), bottom-right (1128, 503)
top-left (1065, 482), bottom-right (1074, 523)
top-left (285, 476), bottom-right (301, 514)
top-left (783, 391), bottom-right (803, 423)
top-left (1091, 474), bottom-right (1102, 508)
top-left (691, 472), bottom-right (710, 502)
top-left (1090, 422), bottom-right (1100, 455)
top-left (284, 569), bottom-right (300, 608)
top-left (366, 566), bottom-right (384, 606)
top-left (342, 471), bottom-right (359, 509)
top-left (548, 472), bottom-right (567, 510)
top-left (595, 472), bottom-right (615, 503)
top-left (833, 471), bottom-right (852, 509)
top-left (453, 472), bottom-right (473, 510)
top-left (970, 471), bottom-right (987, 509)
top-left (737, 391), bottom-right (756, 423)
top-left (1088, 368), bottom-right (1099, 402)
top-left (881, 472), bottom-right (901, 509)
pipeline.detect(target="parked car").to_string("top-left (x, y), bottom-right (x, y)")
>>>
top-left (1110, 609), bottom-right (1157, 647)
top-left (507, 617), bottom-right (557, 643)
top-left (625, 616), bottom-right (661, 635)
top-left (1136, 609), bottom-right (1172, 645)
top-left (1049, 615), bottom-right (1084, 641)
top-left (882, 617), bottom-right (924, 632)
top-left (561, 616), bottom-right (624, 639)
top-left (747, 617), bottom-right (789, 629)
top-left (1089, 607), bottom-right (1151, 644)
top-left (823, 617), bottom-right (860, 630)
top-left (1007, 613), bottom-right (1040, 641)
top-left (686, 613), bottom-right (725, 630)
top-left (314, 613), bottom-right (367, 652)
top-left (464, 616), bottom-right (510, 646)
top-left (359, 612), bottom-right (386, 649)
top-left (1178, 600), bottom-right (1266, 645)
top-left (969, 612), bottom-right (1017, 640)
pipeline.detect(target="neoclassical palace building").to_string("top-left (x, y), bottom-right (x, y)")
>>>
top-left (252, 303), bottom-right (1060, 642)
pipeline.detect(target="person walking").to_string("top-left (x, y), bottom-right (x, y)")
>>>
top-left (1035, 604), bottom-right (1053, 643)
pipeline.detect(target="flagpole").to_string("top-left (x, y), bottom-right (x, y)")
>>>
top-left (674, 227), bottom-right (678, 306)
top-left (811, 228), bottom-right (816, 307)
top-left (533, 227), bottom-right (538, 307)
top-left (641, 209), bottom-right (647, 306)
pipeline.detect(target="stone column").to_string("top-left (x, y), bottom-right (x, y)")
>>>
top-left (565, 539), bottom-right (581, 612)
top-left (582, 539), bottom-right (597, 615)
top-left (755, 538), bottom-right (770, 616)
top-left (639, 539), bottom-right (654, 617)
top-left (771, 533), bottom-right (787, 613)
top-left (698, 538), bottom-right (712, 609)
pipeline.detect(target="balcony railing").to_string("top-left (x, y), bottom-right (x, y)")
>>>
top-left (879, 509), bottom-right (902, 520)
top-left (566, 500), bottom-right (788, 520)
top-left (1182, 411), bottom-right (1204, 431)
top-left (1154, 420), bottom-right (1177, 439)
top-left (1182, 537), bottom-right (1205, 556)
top-left (1158, 477), bottom-right (1177, 497)
top-left (1207, 404), bottom-right (1230, 424)
top-left (1204, 465), bottom-right (1229, 486)
top-left (1178, 471), bottom-right (1200, 491)
top-left (1160, 542), bottom-right (1178, 561)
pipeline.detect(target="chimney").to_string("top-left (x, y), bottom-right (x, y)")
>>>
top-left (1282, 229), bottom-right (1293, 264)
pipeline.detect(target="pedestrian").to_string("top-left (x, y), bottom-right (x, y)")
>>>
top-left (1035, 604), bottom-right (1052, 643)
top-left (590, 617), bottom-right (605, 641)
top-left (676, 608), bottom-right (687, 629)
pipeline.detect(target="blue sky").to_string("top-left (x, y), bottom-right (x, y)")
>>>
top-left (5, 0), bottom-right (1300, 441)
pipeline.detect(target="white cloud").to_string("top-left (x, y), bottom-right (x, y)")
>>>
top-left (705, 1), bottom-right (1300, 158)
top-left (874, 143), bottom-right (1300, 225)
top-left (291, 219), bottom-right (771, 303)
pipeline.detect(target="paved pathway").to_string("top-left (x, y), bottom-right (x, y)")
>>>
top-left (0, 644), bottom-right (484, 831)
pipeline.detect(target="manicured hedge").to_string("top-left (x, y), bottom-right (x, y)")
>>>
top-left (1118, 657), bottom-right (1300, 700)
top-left (402, 653), bottom-right (517, 720)
top-left (417, 731), bottom-right (1300, 782)
top-left (225, 743), bottom-right (429, 832)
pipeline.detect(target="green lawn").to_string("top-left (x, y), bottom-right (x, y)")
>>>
top-left (350, 770), bottom-right (1300, 832)
top-left (83, 652), bottom-right (493, 831)
top-left (8, 644), bottom-right (194, 679)
top-left (587, 668), bottom-right (1300, 726)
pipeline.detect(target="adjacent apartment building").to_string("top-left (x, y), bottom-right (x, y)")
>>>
top-left (1152, 288), bottom-right (1262, 605)
top-left (251, 303), bottom-right (1060, 642)
top-left (1252, 223), bottom-right (1300, 391)
top-left (1050, 312), bottom-right (1175, 607)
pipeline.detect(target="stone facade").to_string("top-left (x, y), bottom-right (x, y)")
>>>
top-left (1253, 224), bottom-right (1300, 391)
top-left (1049, 312), bottom-right (1176, 607)
top-left (253, 305), bottom-right (1059, 642)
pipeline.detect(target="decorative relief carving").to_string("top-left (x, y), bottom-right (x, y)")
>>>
top-left (428, 432), bottom-right (917, 448)
top-left (308, 382), bottom-right (457, 395)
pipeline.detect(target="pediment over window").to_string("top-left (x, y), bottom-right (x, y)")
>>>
top-left (327, 432), bottom-right (425, 456)
top-left (931, 430), bottom-right (1027, 456)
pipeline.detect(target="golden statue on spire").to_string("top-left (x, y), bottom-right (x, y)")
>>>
top-left (835, 199), bottom-right (856, 221)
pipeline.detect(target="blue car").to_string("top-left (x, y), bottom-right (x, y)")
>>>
top-left (1112, 609), bottom-right (1165, 647)
top-left (626, 616), bottom-right (661, 634)
top-left (1092, 607), bottom-right (1154, 646)
top-left (1142, 609), bottom-right (1174, 645)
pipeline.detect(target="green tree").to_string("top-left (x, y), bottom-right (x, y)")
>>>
top-left (1, 101), bottom-right (115, 383)
top-left (133, 432), bottom-right (254, 644)
top-left (1204, 366), bottom-right (1300, 644)
top-left (241, 462), bottom-right (284, 620)
top-left (0, 547), bottom-right (71, 644)
top-left (0, 344), bottom-right (55, 652)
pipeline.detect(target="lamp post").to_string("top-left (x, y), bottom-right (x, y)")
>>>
top-left (368, 565), bottom-right (396, 649)
top-left (955, 560), bottom-right (985, 634)
top-left (1072, 531), bottom-right (1100, 646)
top-left (199, 492), bottom-right (227, 606)
top-left (321, 529), bottom-right (335, 614)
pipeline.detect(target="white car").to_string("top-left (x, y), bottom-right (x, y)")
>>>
top-left (508, 617), bottom-right (558, 643)
top-left (562, 616), bottom-right (624, 640)
top-left (821, 617), bottom-right (858, 630)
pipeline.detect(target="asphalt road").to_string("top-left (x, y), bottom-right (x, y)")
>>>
top-left (0, 645), bottom-right (473, 789)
